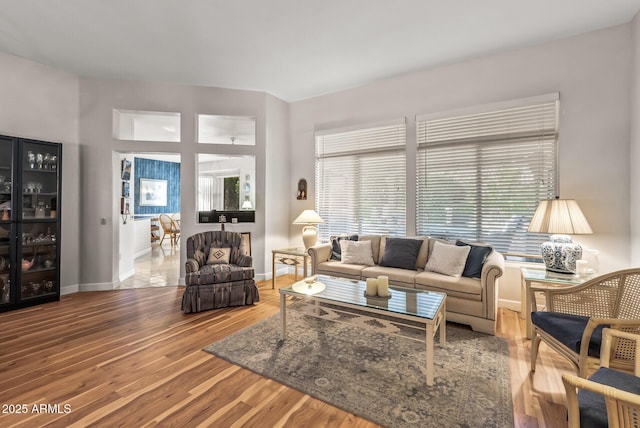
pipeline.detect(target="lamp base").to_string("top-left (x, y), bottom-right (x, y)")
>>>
top-left (301, 225), bottom-right (318, 249)
top-left (540, 234), bottom-right (582, 274)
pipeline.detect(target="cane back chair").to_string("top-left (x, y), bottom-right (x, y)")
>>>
top-left (530, 268), bottom-right (640, 378)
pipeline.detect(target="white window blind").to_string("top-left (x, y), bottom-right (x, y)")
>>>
top-left (316, 121), bottom-right (406, 240)
top-left (416, 96), bottom-right (558, 256)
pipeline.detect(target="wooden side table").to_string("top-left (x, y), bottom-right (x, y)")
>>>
top-left (271, 247), bottom-right (310, 289)
top-left (521, 267), bottom-right (587, 339)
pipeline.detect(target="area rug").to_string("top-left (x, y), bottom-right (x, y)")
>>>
top-left (203, 303), bottom-right (513, 427)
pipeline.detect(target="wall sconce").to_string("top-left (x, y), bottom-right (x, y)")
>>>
top-left (297, 178), bottom-right (307, 200)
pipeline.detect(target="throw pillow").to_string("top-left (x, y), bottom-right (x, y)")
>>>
top-left (340, 240), bottom-right (375, 266)
top-left (456, 240), bottom-right (493, 278)
top-left (330, 234), bottom-right (359, 260)
top-left (424, 241), bottom-right (471, 277)
top-left (379, 237), bottom-right (423, 270)
top-left (207, 247), bottom-right (231, 264)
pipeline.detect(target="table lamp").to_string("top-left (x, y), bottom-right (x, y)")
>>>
top-left (527, 197), bottom-right (592, 274)
top-left (293, 210), bottom-right (324, 249)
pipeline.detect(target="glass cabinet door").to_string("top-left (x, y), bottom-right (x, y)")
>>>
top-left (0, 223), bottom-right (10, 304)
top-left (18, 140), bottom-right (60, 302)
top-left (0, 137), bottom-right (13, 305)
top-left (21, 141), bottom-right (59, 220)
top-left (19, 222), bottom-right (57, 299)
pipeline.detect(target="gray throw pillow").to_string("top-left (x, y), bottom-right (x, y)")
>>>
top-left (330, 234), bottom-right (358, 260)
top-left (379, 237), bottom-right (423, 270)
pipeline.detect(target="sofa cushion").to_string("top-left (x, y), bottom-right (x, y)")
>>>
top-left (379, 237), bottom-right (423, 270)
top-left (341, 240), bottom-right (375, 266)
top-left (330, 234), bottom-right (359, 260)
top-left (207, 247), bottom-right (231, 264)
top-left (362, 266), bottom-right (418, 288)
top-left (415, 271), bottom-right (482, 301)
top-left (316, 260), bottom-right (366, 279)
top-left (425, 241), bottom-right (471, 277)
top-left (456, 240), bottom-right (493, 279)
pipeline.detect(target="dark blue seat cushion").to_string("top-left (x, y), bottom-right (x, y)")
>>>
top-left (578, 367), bottom-right (640, 428)
top-left (531, 311), bottom-right (608, 357)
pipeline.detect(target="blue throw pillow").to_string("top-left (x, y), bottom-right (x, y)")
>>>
top-left (330, 235), bottom-right (358, 260)
top-left (380, 237), bottom-right (423, 270)
top-left (456, 240), bottom-right (492, 278)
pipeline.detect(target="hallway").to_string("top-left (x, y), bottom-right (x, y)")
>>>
top-left (117, 241), bottom-right (180, 289)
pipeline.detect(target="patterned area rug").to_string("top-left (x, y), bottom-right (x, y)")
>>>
top-left (204, 303), bottom-right (513, 427)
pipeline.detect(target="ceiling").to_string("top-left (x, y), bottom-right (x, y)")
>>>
top-left (0, 0), bottom-right (639, 102)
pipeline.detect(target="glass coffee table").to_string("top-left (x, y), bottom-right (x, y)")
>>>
top-left (279, 275), bottom-right (446, 386)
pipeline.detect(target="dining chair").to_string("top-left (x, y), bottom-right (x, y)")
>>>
top-left (159, 214), bottom-right (180, 246)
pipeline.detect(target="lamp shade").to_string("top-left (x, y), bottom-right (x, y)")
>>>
top-left (293, 210), bottom-right (324, 225)
top-left (527, 199), bottom-right (592, 235)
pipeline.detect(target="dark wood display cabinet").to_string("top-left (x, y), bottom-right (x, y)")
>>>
top-left (0, 135), bottom-right (61, 312)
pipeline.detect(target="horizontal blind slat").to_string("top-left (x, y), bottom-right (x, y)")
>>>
top-left (416, 100), bottom-right (558, 255)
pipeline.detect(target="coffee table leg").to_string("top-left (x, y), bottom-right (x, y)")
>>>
top-left (426, 323), bottom-right (434, 386)
top-left (280, 292), bottom-right (286, 340)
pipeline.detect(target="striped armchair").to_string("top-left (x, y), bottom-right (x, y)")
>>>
top-left (181, 231), bottom-right (259, 313)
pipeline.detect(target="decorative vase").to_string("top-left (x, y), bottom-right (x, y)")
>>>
top-left (540, 234), bottom-right (582, 274)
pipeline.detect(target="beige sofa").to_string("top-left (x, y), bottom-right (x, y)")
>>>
top-left (308, 235), bottom-right (505, 334)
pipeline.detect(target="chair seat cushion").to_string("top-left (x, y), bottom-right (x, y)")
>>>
top-left (185, 263), bottom-right (255, 285)
top-left (578, 367), bottom-right (640, 428)
top-left (531, 311), bottom-right (608, 357)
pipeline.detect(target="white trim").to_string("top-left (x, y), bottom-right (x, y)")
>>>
top-left (499, 298), bottom-right (522, 313)
top-left (80, 282), bottom-right (115, 292)
top-left (61, 284), bottom-right (80, 295)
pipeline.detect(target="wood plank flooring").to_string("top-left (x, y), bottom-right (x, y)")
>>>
top-left (0, 276), bottom-right (574, 427)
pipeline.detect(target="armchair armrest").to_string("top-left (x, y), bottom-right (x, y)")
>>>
top-left (599, 328), bottom-right (640, 374)
top-left (308, 243), bottom-right (332, 275)
top-left (185, 258), bottom-right (200, 274)
top-left (237, 254), bottom-right (253, 267)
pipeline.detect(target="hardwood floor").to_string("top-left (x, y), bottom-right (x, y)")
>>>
top-left (0, 276), bottom-right (574, 427)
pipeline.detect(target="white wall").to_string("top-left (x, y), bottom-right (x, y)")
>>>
top-left (631, 11), bottom-right (640, 265)
top-left (78, 77), bottom-right (289, 288)
top-left (0, 51), bottom-right (81, 294)
top-left (289, 24), bottom-right (633, 306)
top-left (265, 94), bottom-right (291, 276)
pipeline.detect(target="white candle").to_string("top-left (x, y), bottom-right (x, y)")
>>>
top-left (576, 259), bottom-right (588, 277)
top-left (366, 278), bottom-right (378, 296)
top-left (377, 276), bottom-right (390, 297)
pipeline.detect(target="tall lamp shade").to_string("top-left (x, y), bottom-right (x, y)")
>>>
top-left (293, 210), bottom-right (324, 249)
top-left (527, 198), bottom-right (592, 274)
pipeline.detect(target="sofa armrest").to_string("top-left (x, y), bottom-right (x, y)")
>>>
top-left (185, 258), bottom-right (200, 274)
top-left (237, 254), bottom-right (253, 267)
top-left (308, 243), bottom-right (332, 275)
top-left (480, 250), bottom-right (505, 321)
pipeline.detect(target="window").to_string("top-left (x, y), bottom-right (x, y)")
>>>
top-left (315, 120), bottom-right (406, 240)
top-left (113, 110), bottom-right (180, 142)
top-left (416, 94), bottom-right (559, 256)
top-left (197, 154), bottom-right (255, 221)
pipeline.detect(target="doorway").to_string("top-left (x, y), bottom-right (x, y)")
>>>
top-left (116, 152), bottom-right (181, 289)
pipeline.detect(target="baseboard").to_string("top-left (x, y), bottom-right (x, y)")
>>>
top-left (133, 248), bottom-right (151, 259)
top-left (498, 298), bottom-right (521, 313)
top-left (119, 269), bottom-right (135, 282)
top-left (61, 284), bottom-right (79, 295)
top-left (79, 282), bottom-right (115, 292)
